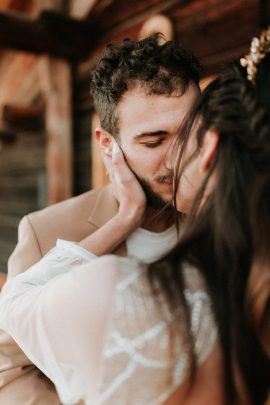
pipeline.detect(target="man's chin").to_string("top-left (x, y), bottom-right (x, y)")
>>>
top-left (138, 178), bottom-right (172, 210)
top-left (147, 194), bottom-right (170, 209)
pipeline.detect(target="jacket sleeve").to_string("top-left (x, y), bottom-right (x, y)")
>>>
top-left (7, 215), bottom-right (43, 280)
top-left (0, 246), bottom-right (119, 405)
top-left (0, 218), bottom-right (62, 405)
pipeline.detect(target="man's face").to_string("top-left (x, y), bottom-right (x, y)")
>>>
top-left (116, 84), bottom-right (200, 208)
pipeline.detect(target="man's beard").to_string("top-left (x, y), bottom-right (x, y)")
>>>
top-left (122, 154), bottom-right (173, 209)
top-left (136, 176), bottom-right (172, 210)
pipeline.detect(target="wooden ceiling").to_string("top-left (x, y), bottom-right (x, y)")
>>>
top-left (88, 0), bottom-right (264, 74)
top-left (0, 10), bottom-right (98, 59)
top-left (0, 0), bottom-right (268, 74)
top-left (0, 0), bottom-right (32, 12)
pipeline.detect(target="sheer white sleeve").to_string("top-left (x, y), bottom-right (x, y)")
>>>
top-left (0, 241), bottom-right (120, 405)
top-left (0, 242), bottom-right (217, 405)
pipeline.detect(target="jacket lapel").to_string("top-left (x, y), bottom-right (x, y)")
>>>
top-left (87, 185), bottom-right (118, 228)
top-left (87, 185), bottom-right (127, 257)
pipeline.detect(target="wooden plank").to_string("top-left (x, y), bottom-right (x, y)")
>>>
top-left (0, 132), bottom-right (45, 173)
top-left (0, 10), bottom-right (99, 59)
top-left (0, 213), bottom-right (21, 229)
top-left (91, 0), bottom-right (180, 41)
top-left (0, 224), bottom-right (20, 242)
top-left (0, 174), bottom-right (38, 188)
top-left (3, 104), bottom-right (44, 131)
top-left (39, 57), bottom-right (73, 204)
top-left (0, 201), bottom-right (38, 215)
top-left (0, 0), bottom-right (27, 12)
top-left (0, 126), bottom-right (46, 248)
top-left (69, 0), bottom-right (99, 19)
top-left (0, 129), bottom-right (16, 143)
top-left (0, 237), bottom-right (18, 272)
top-left (171, 0), bottom-right (260, 74)
top-left (260, 0), bottom-right (270, 27)
top-left (79, 0), bottom-right (260, 77)
top-left (0, 53), bottom-right (40, 107)
top-left (73, 113), bottom-right (91, 194)
top-left (89, 0), bottom-right (178, 31)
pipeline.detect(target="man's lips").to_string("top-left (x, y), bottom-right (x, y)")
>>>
top-left (156, 176), bottom-right (173, 185)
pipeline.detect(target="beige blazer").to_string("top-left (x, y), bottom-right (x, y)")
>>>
top-left (0, 185), bottom-right (125, 405)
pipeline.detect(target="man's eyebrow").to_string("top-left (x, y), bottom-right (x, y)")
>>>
top-left (134, 130), bottom-right (168, 139)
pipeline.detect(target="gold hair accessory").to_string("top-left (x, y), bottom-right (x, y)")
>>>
top-left (240, 27), bottom-right (270, 83)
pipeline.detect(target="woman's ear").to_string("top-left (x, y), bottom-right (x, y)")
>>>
top-left (95, 127), bottom-right (114, 156)
top-left (200, 130), bottom-right (219, 172)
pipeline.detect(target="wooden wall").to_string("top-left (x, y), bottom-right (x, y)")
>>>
top-left (73, 78), bottom-right (92, 195)
top-left (0, 129), bottom-right (46, 273)
top-left (78, 0), bottom-right (261, 75)
top-left (0, 0), bottom-right (94, 280)
top-left (0, 53), bottom-right (73, 275)
top-left (0, 0), bottom-right (267, 279)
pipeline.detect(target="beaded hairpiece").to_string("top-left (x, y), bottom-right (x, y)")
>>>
top-left (240, 27), bottom-right (270, 83)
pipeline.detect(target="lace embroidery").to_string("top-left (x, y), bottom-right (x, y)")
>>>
top-left (92, 259), bottom-right (217, 405)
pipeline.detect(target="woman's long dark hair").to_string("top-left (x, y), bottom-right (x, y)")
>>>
top-left (148, 53), bottom-right (270, 404)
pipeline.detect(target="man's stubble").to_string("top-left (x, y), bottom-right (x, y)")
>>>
top-left (136, 176), bottom-right (171, 209)
top-left (119, 144), bottom-right (173, 210)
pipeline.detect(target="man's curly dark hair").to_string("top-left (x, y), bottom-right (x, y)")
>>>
top-left (90, 35), bottom-right (201, 137)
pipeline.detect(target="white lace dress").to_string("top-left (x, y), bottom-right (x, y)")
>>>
top-left (0, 240), bottom-right (217, 405)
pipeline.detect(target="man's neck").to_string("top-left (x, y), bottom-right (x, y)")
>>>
top-left (140, 206), bottom-right (174, 233)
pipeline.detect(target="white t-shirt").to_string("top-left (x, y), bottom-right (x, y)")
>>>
top-left (126, 225), bottom-right (178, 263)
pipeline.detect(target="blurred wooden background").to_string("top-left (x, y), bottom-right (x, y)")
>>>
top-left (0, 0), bottom-right (268, 280)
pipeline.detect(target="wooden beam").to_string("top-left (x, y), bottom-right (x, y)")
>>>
top-left (39, 57), bottom-right (73, 204)
top-left (0, 10), bottom-right (99, 60)
top-left (91, 0), bottom-right (180, 37)
top-left (0, 0), bottom-right (26, 12)
top-left (89, 0), bottom-right (177, 30)
top-left (69, 0), bottom-right (99, 19)
top-left (77, 0), bottom-right (259, 79)
top-left (0, 53), bottom-right (41, 109)
top-left (0, 1), bottom-right (179, 60)
top-left (0, 129), bottom-right (16, 143)
top-left (260, 0), bottom-right (270, 28)
top-left (3, 105), bottom-right (44, 131)
top-left (171, 0), bottom-right (260, 75)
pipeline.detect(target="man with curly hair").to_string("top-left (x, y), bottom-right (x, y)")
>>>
top-left (0, 35), bottom-right (201, 404)
top-left (91, 35), bottom-right (201, 212)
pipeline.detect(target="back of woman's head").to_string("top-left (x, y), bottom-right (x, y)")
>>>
top-left (199, 51), bottom-right (270, 403)
top-left (197, 39), bottom-right (270, 331)
top-left (155, 29), bottom-right (270, 404)
top-left (184, 31), bottom-right (270, 403)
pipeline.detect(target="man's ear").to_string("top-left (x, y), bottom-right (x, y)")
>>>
top-left (95, 127), bottom-right (114, 156)
top-left (200, 130), bottom-right (219, 172)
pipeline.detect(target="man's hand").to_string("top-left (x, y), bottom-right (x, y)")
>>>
top-left (101, 141), bottom-right (146, 229)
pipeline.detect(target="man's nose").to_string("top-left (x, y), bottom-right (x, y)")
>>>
top-left (164, 139), bottom-right (177, 171)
